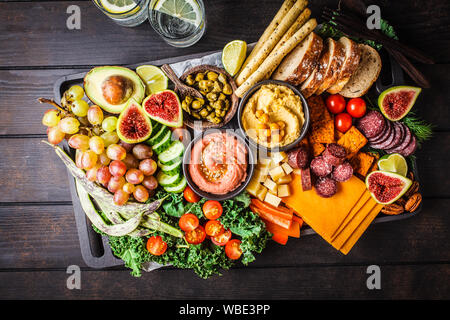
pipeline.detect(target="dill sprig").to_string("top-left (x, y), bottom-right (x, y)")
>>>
top-left (401, 113), bottom-right (433, 146)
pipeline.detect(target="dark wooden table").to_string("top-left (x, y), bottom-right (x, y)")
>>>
top-left (0, 0), bottom-right (449, 300)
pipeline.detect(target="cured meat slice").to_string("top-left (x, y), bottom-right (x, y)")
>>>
top-left (322, 143), bottom-right (346, 166)
top-left (301, 167), bottom-right (312, 191)
top-left (386, 124), bottom-right (412, 154)
top-left (310, 156), bottom-right (333, 177)
top-left (369, 120), bottom-right (392, 144)
top-left (370, 123), bottom-right (396, 150)
top-left (331, 161), bottom-right (354, 182)
top-left (314, 176), bottom-right (337, 198)
top-left (383, 122), bottom-right (404, 150)
top-left (356, 110), bottom-right (386, 139)
top-left (399, 136), bottom-right (417, 157)
top-left (287, 146), bottom-right (309, 169)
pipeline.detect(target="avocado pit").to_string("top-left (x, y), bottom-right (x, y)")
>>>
top-left (101, 75), bottom-right (134, 105)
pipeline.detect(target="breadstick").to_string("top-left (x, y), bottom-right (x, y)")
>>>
top-left (235, 18), bottom-right (317, 98)
top-left (237, 0), bottom-right (296, 77)
top-left (235, 0), bottom-right (308, 86)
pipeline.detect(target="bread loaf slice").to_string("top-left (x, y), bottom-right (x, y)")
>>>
top-left (271, 32), bottom-right (323, 85)
top-left (338, 44), bottom-right (382, 98)
top-left (314, 38), bottom-right (346, 95)
top-left (327, 37), bottom-right (361, 94)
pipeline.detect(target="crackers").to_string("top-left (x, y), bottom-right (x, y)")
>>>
top-left (349, 152), bottom-right (375, 177)
top-left (307, 96), bottom-right (335, 144)
top-left (337, 126), bottom-right (367, 158)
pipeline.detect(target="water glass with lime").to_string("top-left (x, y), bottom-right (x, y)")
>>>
top-left (93, 0), bottom-right (150, 27)
top-left (148, 0), bottom-right (206, 47)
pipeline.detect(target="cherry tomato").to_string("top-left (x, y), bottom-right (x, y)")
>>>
top-left (335, 113), bottom-right (353, 133)
top-left (326, 94), bottom-right (346, 114)
top-left (211, 229), bottom-right (232, 246)
top-left (183, 186), bottom-right (200, 203)
top-left (205, 220), bottom-right (225, 237)
top-left (225, 239), bottom-right (242, 260)
top-left (178, 213), bottom-right (199, 232)
top-left (202, 200), bottom-right (223, 220)
top-left (146, 236), bottom-right (167, 256)
top-left (185, 225), bottom-right (206, 245)
top-left (346, 98), bottom-right (367, 118)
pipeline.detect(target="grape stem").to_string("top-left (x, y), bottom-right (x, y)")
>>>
top-left (37, 98), bottom-right (67, 113)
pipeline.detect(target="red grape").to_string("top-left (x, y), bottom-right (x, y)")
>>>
top-left (132, 144), bottom-right (153, 160)
top-left (139, 159), bottom-right (157, 176)
top-left (81, 150), bottom-right (98, 169)
top-left (68, 134), bottom-right (90, 150)
top-left (106, 144), bottom-right (126, 161)
top-left (125, 168), bottom-right (144, 185)
top-left (113, 189), bottom-right (129, 206)
top-left (108, 176), bottom-right (125, 193)
top-left (89, 136), bottom-right (105, 155)
top-left (122, 182), bottom-right (136, 194)
top-left (109, 160), bottom-right (127, 177)
top-left (97, 166), bottom-right (112, 186)
top-left (47, 126), bottom-right (65, 145)
top-left (122, 153), bottom-right (139, 169)
top-left (87, 105), bottom-right (104, 125)
top-left (142, 175), bottom-right (158, 190)
top-left (133, 185), bottom-right (149, 203)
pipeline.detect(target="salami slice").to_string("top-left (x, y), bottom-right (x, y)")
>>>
top-left (356, 110), bottom-right (386, 139)
top-left (399, 135), bottom-right (417, 157)
top-left (310, 156), bottom-right (333, 177)
top-left (322, 143), bottom-right (346, 166)
top-left (370, 123), bottom-right (396, 150)
top-left (383, 122), bottom-right (404, 150)
top-left (314, 177), bottom-right (337, 198)
top-left (331, 161), bottom-right (354, 182)
top-left (386, 124), bottom-right (412, 154)
top-left (301, 167), bottom-right (312, 191)
top-left (369, 121), bottom-right (392, 145)
top-left (287, 146), bottom-right (309, 169)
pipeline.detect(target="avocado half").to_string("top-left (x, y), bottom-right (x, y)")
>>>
top-left (84, 66), bottom-right (145, 114)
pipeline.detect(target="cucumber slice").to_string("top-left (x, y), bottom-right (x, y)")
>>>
top-left (157, 170), bottom-right (181, 187)
top-left (159, 140), bottom-right (184, 165)
top-left (150, 120), bottom-right (162, 138)
top-left (164, 177), bottom-right (187, 193)
top-left (152, 129), bottom-right (172, 154)
top-left (146, 125), bottom-right (169, 146)
top-left (158, 158), bottom-right (182, 175)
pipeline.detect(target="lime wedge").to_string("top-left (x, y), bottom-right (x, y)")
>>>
top-left (154, 0), bottom-right (202, 27)
top-left (222, 40), bottom-right (247, 76)
top-left (136, 65), bottom-right (168, 95)
top-left (377, 153), bottom-right (408, 177)
top-left (99, 0), bottom-right (138, 14)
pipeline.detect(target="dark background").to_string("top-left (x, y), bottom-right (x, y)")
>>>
top-left (0, 0), bottom-right (449, 299)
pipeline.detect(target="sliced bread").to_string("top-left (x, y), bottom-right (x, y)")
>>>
top-left (314, 38), bottom-right (346, 95)
top-left (338, 44), bottom-right (382, 98)
top-left (271, 32), bottom-right (323, 85)
top-left (327, 37), bottom-right (361, 94)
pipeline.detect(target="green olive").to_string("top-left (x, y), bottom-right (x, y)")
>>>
top-left (194, 73), bottom-right (204, 82)
top-left (185, 75), bottom-right (195, 86)
top-left (222, 83), bottom-right (233, 95)
top-left (218, 93), bottom-right (226, 101)
top-left (185, 95), bottom-right (193, 104)
top-left (224, 99), bottom-right (230, 110)
top-left (218, 73), bottom-right (227, 84)
top-left (206, 92), bottom-right (218, 102)
top-left (191, 111), bottom-right (201, 119)
top-left (220, 110), bottom-right (227, 117)
top-left (206, 105), bottom-right (213, 112)
top-left (181, 100), bottom-right (190, 113)
top-left (212, 81), bottom-right (223, 93)
top-left (198, 80), bottom-right (213, 91)
top-left (206, 71), bottom-right (218, 81)
top-left (212, 116), bottom-right (222, 124)
top-left (199, 108), bottom-right (209, 118)
top-left (191, 99), bottom-right (204, 110)
top-left (213, 100), bottom-right (225, 110)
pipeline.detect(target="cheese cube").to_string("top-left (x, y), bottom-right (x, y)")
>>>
top-left (277, 173), bottom-right (292, 184)
top-left (246, 178), bottom-right (262, 197)
top-left (263, 178), bottom-right (278, 194)
top-left (269, 165), bottom-right (285, 181)
top-left (264, 192), bottom-right (282, 207)
top-left (293, 168), bottom-right (302, 175)
top-left (256, 185), bottom-right (268, 201)
top-left (277, 184), bottom-right (291, 197)
top-left (258, 165), bottom-right (270, 177)
top-left (258, 157), bottom-right (272, 167)
top-left (281, 162), bottom-right (293, 175)
top-left (271, 151), bottom-right (287, 165)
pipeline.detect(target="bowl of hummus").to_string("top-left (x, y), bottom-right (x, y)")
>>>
top-left (183, 130), bottom-right (255, 200)
top-left (237, 80), bottom-right (310, 152)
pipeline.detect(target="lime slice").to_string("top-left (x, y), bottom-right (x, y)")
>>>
top-left (377, 153), bottom-right (408, 177)
top-left (154, 0), bottom-right (201, 26)
top-left (99, 0), bottom-right (138, 14)
top-left (222, 40), bottom-right (247, 76)
top-left (136, 65), bottom-right (169, 95)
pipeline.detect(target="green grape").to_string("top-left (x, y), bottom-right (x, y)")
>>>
top-left (42, 110), bottom-right (60, 127)
top-left (66, 85), bottom-right (84, 101)
top-left (100, 131), bottom-right (119, 147)
top-left (102, 116), bottom-right (118, 132)
top-left (71, 100), bottom-right (89, 117)
top-left (89, 136), bottom-right (105, 155)
top-left (87, 105), bottom-right (104, 125)
top-left (58, 117), bottom-right (80, 134)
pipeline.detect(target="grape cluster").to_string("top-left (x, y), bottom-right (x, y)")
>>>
top-left (41, 85), bottom-right (159, 206)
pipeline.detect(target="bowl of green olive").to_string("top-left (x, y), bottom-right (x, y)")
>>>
top-left (179, 65), bottom-right (239, 129)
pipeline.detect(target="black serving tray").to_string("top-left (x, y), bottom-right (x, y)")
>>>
top-left (54, 47), bottom-right (422, 267)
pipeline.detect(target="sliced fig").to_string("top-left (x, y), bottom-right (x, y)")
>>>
top-left (365, 170), bottom-right (412, 205)
top-left (117, 98), bottom-right (152, 144)
top-left (378, 86), bottom-right (421, 121)
top-left (142, 89), bottom-right (183, 127)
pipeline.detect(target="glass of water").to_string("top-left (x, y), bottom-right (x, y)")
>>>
top-left (93, 0), bottom-right (150, 27)
top-left (148, 0), bottom-right (206, 48)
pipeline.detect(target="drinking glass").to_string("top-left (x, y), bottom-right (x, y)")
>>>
top-left (93, 0), bottom-right (150, 27)
top-left (148, 0), bottom-right (206, 48)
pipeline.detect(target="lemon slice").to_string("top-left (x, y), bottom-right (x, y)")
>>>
top-left (136, 65), bottom-right (169, 95)
top-left (99, 0), bottom-right (138, 14)
top-left (154, 0), bottom-right (202, 27)
top-left (222, 40), bottom-right (247, 76)
top-left (377, 153), bottom-right (408, 177)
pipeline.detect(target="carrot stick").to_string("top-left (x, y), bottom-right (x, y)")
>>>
top-left (250, 205), bottom-right (292, 229)
top-left (251, 199), bottom-right (293, 220)
top-left (263, 219), bottom-right (290, 237)
top-left (292, 215), bottom-right (303, 228)
top-left (272, 232), bottom-right (289, 245)
top-left (288, 220), bottom-right (301, 238)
